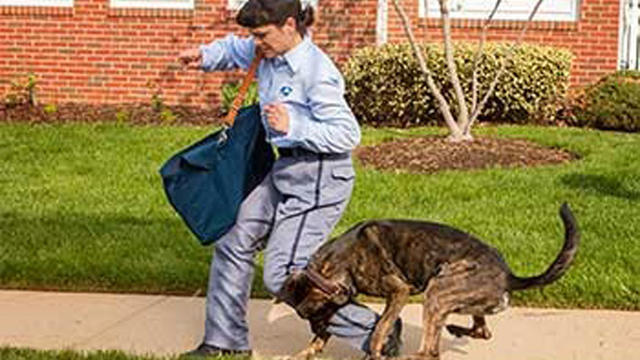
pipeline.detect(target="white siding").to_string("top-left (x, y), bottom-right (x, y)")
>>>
top-left (110, 0), bottom-right (194, 9)
top-left (419, 0), bottom-right (579, 22)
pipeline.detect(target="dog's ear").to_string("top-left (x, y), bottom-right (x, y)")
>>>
top-left (329, 285), bottom-right (351, 306)
top-left (327, 271), bottom-right (353, 306)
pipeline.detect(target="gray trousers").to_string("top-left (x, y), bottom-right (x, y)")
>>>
top-left (203, 153), bottom-right (379, 351)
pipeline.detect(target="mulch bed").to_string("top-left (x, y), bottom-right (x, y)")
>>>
top-left (356, 136), bottom-right (578, 173)
top-left (0, 102), bottom-right (223, 126)
top-left (1, 102), bottom-right (578, 173)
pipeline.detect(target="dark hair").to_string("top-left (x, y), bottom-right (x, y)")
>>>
top-left (236, 0), bottom-right (315, 37)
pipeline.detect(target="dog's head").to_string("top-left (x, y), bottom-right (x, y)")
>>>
top-left (279, 268), bottom-right (351, 320)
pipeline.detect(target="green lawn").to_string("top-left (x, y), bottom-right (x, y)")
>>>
top-left (0, 347), bottom-right (242, 360)
top-left (0, 122), bottom-right (638, 309)
top-left (0, 348), bottom-right (166, 360)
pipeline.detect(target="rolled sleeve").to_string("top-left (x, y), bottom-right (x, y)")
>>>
top-left (200, 34), bottom-right (256, 72)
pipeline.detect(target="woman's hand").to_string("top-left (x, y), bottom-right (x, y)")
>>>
top-left (177, 48), bottom-right (202, 69)
top-left (264, 103), bottom-right (290, 134)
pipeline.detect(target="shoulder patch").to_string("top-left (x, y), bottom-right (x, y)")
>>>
top-left (280, 85), bottom-right (293, 97)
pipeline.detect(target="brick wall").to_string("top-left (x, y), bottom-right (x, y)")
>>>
top-left (0, 0), bottom-right (619, 107)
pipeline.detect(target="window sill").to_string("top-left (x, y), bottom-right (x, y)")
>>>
top-left (418, 18), bottom-right (578, 32)
top-left (107, 7), bottom-right (194, 18)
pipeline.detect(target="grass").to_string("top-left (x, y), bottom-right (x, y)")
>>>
top-left (0, 122), bottom-right (638, 310)
top-left (0, 348), bottom-right (167, 360)
top-left (0, 347), bottom-right (242, 360)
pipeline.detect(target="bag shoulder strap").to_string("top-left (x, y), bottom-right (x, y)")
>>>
top-left (223, 52), bottom-right (263, 126)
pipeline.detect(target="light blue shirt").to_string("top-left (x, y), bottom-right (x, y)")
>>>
top-left (199, 34), bottom-right (361, 154)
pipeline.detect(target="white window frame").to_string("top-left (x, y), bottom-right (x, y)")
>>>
top-left (419, 0), bottom-right (580, 22)
top-left (0, 0), bottom-right (73, 6)
top-left (228, 0), bottom-right (318, 11)
top-left (110, 0), bottom-right (194, 10)
top-left (227, 0), bottom-right (246, 10)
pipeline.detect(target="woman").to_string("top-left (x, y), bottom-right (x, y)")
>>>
top-left (178, 0), bottom-right (400, 357)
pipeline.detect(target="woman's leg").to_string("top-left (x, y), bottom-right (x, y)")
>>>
top-left (203, 174), bottom-right (280, 350)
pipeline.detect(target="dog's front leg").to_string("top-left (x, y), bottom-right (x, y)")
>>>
top-left (369, 275), bottom-right (410, 359)
top-left (293, 333), bottom-right (330, 360)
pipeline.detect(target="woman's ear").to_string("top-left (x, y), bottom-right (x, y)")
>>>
top-left (283, 17), bottom-right (298, 36)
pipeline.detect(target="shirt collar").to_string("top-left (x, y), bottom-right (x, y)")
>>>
top-left (282, 36), bottom-right (311, 74)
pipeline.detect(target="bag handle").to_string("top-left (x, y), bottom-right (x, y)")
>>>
top-left (223, 52), bottom-right (263, 126)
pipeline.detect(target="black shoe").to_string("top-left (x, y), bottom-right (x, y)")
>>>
top-left (182, 343), bottom-right (252, 358)
top-left (381, 319), bottom-right (403, 357)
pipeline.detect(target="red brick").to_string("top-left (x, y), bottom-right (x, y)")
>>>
top-left (0, 0), bottom-right (619, 104)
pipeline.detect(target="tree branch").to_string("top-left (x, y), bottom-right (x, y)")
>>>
top-left (470, 0), bottom-right (503, 119)
top-left (391, 0), bottom-right (462, 137)
top-left (438, 0), bottom-right (469, 131)
top-left (465, 0), bottom-right (544, 134)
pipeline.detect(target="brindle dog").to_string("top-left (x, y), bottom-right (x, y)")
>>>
top-left (279, 203), bottom-right (579, 360)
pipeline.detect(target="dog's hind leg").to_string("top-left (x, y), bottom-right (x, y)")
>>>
top-left (414, 279), bottom-right (450, 360)
top-left (446, 316), bottom-right (491, 340)
top-left (416, 262), bottom-right (496, 360)
top-left (369, 274), bottom-right (411, 359)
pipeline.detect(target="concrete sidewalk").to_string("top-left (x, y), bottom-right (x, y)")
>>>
top-left (0, 290), bottom-right (638, 359)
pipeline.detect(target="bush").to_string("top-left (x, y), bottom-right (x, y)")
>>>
top-left (567, 71), bottom-right (640, 132)
top-left (3, 72), bottom-right (38, 108)
top-left (342, 42), bottom-right (573, 127)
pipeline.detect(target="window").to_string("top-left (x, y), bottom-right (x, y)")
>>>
top-left (0, 0), bottom-right (73, 6)
top-left (110, 0), bottom-right (194, 10)
top-left (227, 0), bottom-right (245, 10)
top-left (419, 0), bottom-right (579, 22)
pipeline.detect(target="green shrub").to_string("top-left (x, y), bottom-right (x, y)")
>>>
top-left (43, 103), bottom-right (58, 114)
top-left (570, 71), bottom-right (640, 132)
top-left (4, 72), bottom-right (38, 107)
top-left (221, 81), bottom-right (259, 114)
top-left (160, 108), bottom-right (177, 124)
top-left (342, 42), bottom-right (573, 127)
top-left (115, 109), bottom-right (131, 125)
top-left (150, 93), bottom-right (164, 112)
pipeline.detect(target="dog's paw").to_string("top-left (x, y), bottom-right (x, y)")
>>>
top-left (362, 354), bottom-right (386, 360)
top-left (291, 348), bottom-right (318, 360)
top-left (445, 324), bottom-right (491, 340)
top-left (472, 326), bottom-right (492, 340)
top-left (445, 324), bottom-right (466, 338)
top-left (396, 353), bottom-right (439, 360)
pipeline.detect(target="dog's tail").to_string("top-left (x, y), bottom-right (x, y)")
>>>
top-left (507, 203), bottom-right (580, 292)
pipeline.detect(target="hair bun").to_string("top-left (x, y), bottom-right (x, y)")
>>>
top-left (298, 5), bottom-right (315, 28)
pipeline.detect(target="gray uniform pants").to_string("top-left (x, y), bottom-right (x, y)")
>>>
top-left (203, 153), bottom-right (379, 351)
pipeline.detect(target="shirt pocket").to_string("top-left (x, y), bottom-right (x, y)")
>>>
top-left (330, 165), bottom-right (355, 181)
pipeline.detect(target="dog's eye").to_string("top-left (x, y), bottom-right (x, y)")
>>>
top-left (293, 281), bottom-right (310, 302)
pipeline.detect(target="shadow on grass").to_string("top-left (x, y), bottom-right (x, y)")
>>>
top-left (561, 173), bottom-right (640, 200)
top-left (0, 212), bottom-right (268, 297)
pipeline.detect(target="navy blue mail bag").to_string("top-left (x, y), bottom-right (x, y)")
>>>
top-left (159, 104), bottom-right (275, 245)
